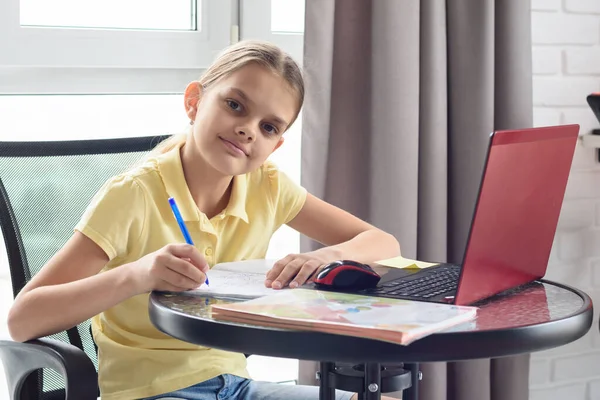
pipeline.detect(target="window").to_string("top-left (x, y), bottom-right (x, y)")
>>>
top-left (0, 0), bottom-right (231, 90)
top-left (271, 0), bottom-right (305, 33)
top-left (21, 0), bottom-right (199, 31)
top-left (241, 0), bottom-right (304, 61)
top-left (0, 94), bottom-right (184, 140)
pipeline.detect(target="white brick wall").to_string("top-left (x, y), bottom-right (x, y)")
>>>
top-left (531, 1), bottom-right (600, 399)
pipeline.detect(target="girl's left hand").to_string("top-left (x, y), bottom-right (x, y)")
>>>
top-left (265, 249), bottom-right (340, 289)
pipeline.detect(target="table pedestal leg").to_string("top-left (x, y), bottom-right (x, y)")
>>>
top-left (402, 362), bottom-right (420, 400)
top-left (361, 363), bottom-right (382, 400)
top-left (319, 362), bottom-right (415, 400)
top-left (319, 361), bottom-right (336, 400)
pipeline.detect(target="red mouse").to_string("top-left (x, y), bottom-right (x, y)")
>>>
top-left (313, 260), bottom-right (381, 290)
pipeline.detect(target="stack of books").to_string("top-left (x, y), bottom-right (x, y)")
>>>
top-left (210, 288), bottom-right (477, 345)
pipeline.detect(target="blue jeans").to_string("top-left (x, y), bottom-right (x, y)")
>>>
top-left (142, 374), bottom-right (354, 400)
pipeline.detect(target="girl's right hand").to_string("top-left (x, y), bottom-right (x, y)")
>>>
top-left (128, 244), bottom-right (209, 294)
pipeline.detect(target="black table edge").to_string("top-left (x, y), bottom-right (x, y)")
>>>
top-left (148, 280), bottom-right (593, 363)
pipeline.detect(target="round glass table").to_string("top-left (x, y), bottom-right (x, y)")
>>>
top-left (149, 280), bottom-right (592, 400)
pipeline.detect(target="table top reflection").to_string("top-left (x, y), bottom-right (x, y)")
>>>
top-left (154, 280), bottom-right (584, 332)
top-left (150, 279), bottom-right (592, 363)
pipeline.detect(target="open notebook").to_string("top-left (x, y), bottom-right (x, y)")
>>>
top-left (181, 257), bottom-right (440, 299)
top-left (185, 259), bottom-right (279, 299)
top-left (211, 289), bottom-right (478, 345)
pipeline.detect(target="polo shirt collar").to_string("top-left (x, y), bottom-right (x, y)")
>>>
top-left (227, 173), bottom-right (249, 223)
top-left (157, 143), bottom-right (249, 223)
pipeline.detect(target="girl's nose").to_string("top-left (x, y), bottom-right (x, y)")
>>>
top-left (236, 127), bottom-right (255, 142)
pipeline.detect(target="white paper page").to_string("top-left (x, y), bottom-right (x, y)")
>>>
top-left (212, 259), bottom-right (276, 274)
top-left (188, 268), bottom-right (281, 299)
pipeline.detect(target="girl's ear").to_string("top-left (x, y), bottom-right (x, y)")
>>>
top-left (184, 82), bottom-right (203, 122)
top-left (272, 138), bottom-right (285, 153)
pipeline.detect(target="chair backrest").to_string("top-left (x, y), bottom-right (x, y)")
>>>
top-left (0, 135), bottom-right (169, 399)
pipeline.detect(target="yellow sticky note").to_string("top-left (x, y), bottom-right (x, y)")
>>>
top-left (375, 256), bottom-right (438, 269)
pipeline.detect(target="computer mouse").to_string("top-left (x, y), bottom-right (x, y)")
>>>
top-left (314, 260), bottom-right (381, 290)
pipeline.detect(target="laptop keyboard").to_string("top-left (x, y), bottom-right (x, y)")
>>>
top-left (362, 263), bottom-right (461, 299)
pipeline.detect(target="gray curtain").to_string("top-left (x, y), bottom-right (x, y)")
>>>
top-left (299, 1), bottom-right (533, 399)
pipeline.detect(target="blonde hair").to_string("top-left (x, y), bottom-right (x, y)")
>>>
top-left (151, 40), bottom-right (305, 156)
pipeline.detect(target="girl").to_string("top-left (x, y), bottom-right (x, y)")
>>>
top-left (7, 40), bottom-right (400, 400)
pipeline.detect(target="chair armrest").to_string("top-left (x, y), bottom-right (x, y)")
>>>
top-left (0, 338), bottom-right (97, 400)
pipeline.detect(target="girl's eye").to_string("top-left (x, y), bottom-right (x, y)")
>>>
top-left (227, 100), bottom-right (242, 111)
top-left (262, 123), bottom-right (278, 135)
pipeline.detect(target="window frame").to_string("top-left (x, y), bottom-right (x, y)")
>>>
top-left (0, 0), bottom-right (233, 94)
top-left (240, 0), bottom-right (303, 61)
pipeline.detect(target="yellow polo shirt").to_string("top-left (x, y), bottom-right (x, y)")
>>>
top-left (75, 143), bottom-right (307, 400)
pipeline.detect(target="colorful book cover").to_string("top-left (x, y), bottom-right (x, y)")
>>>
top-left (211, 289), bottom-right (477, 345)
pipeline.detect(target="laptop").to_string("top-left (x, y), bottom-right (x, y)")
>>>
top-left (360, 124), bottom-right (580, 306)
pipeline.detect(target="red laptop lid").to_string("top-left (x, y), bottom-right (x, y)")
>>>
top-left (454, 125), bottom-right (579, 305)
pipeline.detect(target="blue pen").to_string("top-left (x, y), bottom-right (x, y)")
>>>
top-left (168, 197), bottom-right (209, 287)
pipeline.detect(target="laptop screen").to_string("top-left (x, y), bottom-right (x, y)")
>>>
top-left (454, 125), bottom-right (579, 305)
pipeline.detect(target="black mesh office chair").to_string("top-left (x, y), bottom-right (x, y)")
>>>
top-left (0, 135), bottom-right (169, 400)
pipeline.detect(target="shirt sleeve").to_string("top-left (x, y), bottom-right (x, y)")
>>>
top-left (75, 174), bottom-right (146, 261)
top-left (264, 161), bottom-right (308, 227)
